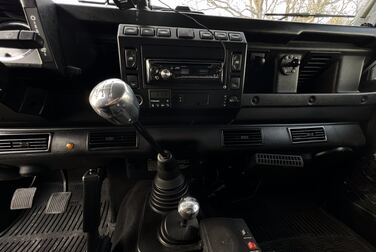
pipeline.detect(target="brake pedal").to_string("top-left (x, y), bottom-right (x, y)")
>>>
top-left (45, 192), bottom-right (72, 214)
top-left (10, 187), bottom-right (37, 210)
top-left (45, 169), bottom-right (71, 214)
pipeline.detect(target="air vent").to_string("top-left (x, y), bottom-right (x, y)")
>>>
top-left (0, 133), bottom-right (50, 153)
top-left (88, 131), bottom-right (137, 150)
top-left (222, 129), bottom-right (262, 147)
top-left (289, 127), bottom-right (327, 143)
top-left (298, 53), bottom-right (335, 86)
top-left (254, 153), bottom-right (304, 167)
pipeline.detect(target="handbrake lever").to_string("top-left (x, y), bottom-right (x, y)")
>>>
top-left (0, 30), bottom-right (44, 49)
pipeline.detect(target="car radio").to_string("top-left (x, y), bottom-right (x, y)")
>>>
top-left (117, 24), bottom-right (247, 110)
top-left (146, 59), bottom-right (224, 88)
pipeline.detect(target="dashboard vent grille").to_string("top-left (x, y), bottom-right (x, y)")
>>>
top-left (223, 129), bottom-right (262, 147)
top-left (88, 131), bottom-right (137, 150)
top-left (0, 133), bottom-right (50, 153)
top-left (255, 153), bottom-right (304, 167)
top-left (289, 127), bottom-right (327, 143)
top-left (298, 54), bottom-right (334, 86)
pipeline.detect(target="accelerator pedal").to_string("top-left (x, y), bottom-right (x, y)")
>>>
top-left (10, 187), bottom-right (37, 210)
top-left (45, 191), bottom-right (72, 214)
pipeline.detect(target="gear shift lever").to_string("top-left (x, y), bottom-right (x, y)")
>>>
top-left (89, 78), bottom-right (166, 157)
top-left (89, 78), bottom-right (188, 212)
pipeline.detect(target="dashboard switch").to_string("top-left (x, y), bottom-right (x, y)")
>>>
top-left (123, 26), bottom-right (138, 35)
top-left (141, 27), bottom-right (155, 36)
top-left (214, 31), bottom-right (228, 40)
top-left (247, 241), bottom-right (258, 250)
top-left (126, 75), bottom-right (139, 88)
top-left (228, 95), bottom-right (240, 104)
top-left (229, 33), bottom-right (242, 41)
top-left (231, 53), bottom-right (242, 72)
top-left (230, 77), bottom-right (241, 89)
top-left (157, 28), bottom-right (171, 37)
top-left (200, 31), bottom-right (213, 40)
top-left (178, 28), bottom-right (194, 39)
top-left (124, 49), bottom-right (137, 69)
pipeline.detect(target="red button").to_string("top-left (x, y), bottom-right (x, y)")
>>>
top-left (247, 241), bottom-right (257, 250)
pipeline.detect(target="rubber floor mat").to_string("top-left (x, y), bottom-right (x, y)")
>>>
top-left (0, 182), bottom-right (111, 252)
top-left (234, 195), bottom-right (376, 252)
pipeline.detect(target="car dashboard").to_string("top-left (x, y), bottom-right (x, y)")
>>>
top-left (0, 0), bottom-right (374, 168)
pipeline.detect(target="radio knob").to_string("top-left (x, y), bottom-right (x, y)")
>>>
top-left (160, 69), bottom-right (172, 80)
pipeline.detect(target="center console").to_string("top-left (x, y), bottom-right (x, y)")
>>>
top-left (117, 24), bottom-right (247, 110)
top-left (99, 25), bottom-right (258, 252)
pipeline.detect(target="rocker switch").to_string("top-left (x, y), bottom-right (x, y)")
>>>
top-left (125, 49), bottom-right (137, 69)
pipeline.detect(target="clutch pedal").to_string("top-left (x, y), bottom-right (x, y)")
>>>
top-left (10, 187), bottom-right (37, 210)
top-left (254, 153), bottom-right (304, 167)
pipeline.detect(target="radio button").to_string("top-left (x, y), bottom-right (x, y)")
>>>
top-left (214, 31), bottom-right (228, 40)
top-left (157, 28), bottom-right (171, 37)
top-left (200, 31), bottom-right (213, 40)
top-left (123, 26), bottom-right (138, 35)
top-left (141, 27), bottom-right (155, 36)
top-left (160, 69), bottom-right (172, 80)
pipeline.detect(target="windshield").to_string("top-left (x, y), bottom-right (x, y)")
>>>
top-left (151, 0), bottom-right (372, 26)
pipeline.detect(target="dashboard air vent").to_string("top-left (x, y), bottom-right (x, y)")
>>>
top-left (289, 127), bottom-right (327, 143)
top-left (0, 133), bottom-right (50, 153)
top-left (223, 129), bottom-right (262, 147)
top-left (88, 131), bottom-right (137, 150)
top-left (298, 53), bottom-right (335, 86)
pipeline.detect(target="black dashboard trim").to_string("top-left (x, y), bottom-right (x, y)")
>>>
top-left (241, 93), bottom-right (376, 107)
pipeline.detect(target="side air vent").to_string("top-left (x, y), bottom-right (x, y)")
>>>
top-left (88, 131), bottom-right (137, 150)
top-left (222, 129), bottom-right (262, 147)
top-left (298, 53), bottom-right (336, 87)
top-left (0, 133), bottom-right (50, 153)
top-left (289, 127), bottom-right (327, 144)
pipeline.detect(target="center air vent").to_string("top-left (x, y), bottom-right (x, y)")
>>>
top-left (222, 129), bottom-right (262, 147)
top-left (289, 127), bottom-right (327, 143)
top-left (88, 131), bottom-right (137, 150)
top-left (0, 133), bottom-right (50, 153)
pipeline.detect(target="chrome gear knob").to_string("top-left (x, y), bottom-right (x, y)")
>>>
top-left (178, 196), bottom-right (200, 220)
top-left (89, 78), bottom-right (139, 125)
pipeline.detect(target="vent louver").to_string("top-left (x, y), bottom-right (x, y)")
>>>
top-left (88, 131), bottom-right (137, 150)
top-left (289, 127), bottom-right (327, 143)
top-left (0, 133), bottom-right (50, 153)
top-left (298, 53), bottom-right (335, 86)
top-left (223, 129), bottom-right (262, 147)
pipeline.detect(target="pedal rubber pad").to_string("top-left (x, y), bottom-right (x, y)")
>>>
top-left (45, 192), bottom-right (72, 214)
top-left (10, 187), bottom-right (37, 210)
